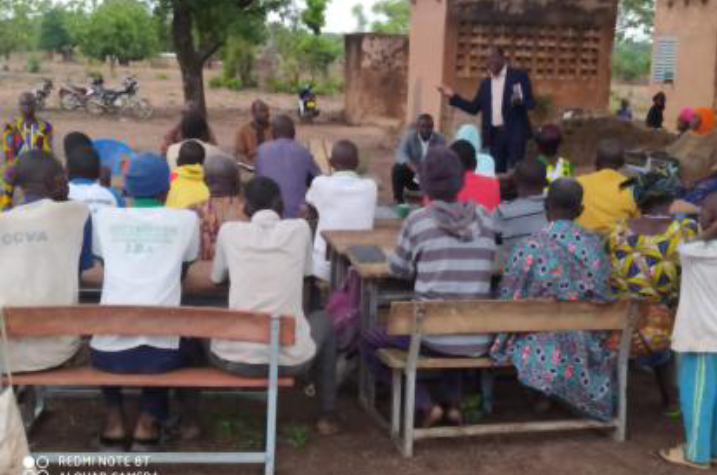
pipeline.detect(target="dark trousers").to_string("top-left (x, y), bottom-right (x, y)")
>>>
top-left (391, 163), bottom-right (420, 204)
top-left (91, 339), bottom-right (201, 421)
top-left (210, 311), bottom-right (337, 414)
top-left (489, 126), bottom-right (527, 174)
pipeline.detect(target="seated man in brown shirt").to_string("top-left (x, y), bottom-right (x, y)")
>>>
top-left (235, 99), bottom-right (273, 164)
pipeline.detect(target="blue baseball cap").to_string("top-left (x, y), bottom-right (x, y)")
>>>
top-left (124, 153), bottom-right (170, 198)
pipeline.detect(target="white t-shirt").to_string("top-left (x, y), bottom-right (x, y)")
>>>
top-left (68, 181), bottom-right (121, 214)
top-left (210, 210), bottom-right (316, 366)
top-left (672, 241), bottom-right (717, 353)
top-left (0, 200), bottom-right (89, 373)
top-left (90, 207), bottom-right (200, 352)
top-left (305, 172), bottom-right (377, 280)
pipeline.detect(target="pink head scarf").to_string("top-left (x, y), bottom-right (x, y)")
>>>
top-left (679, 107), bottom-right (695, 123)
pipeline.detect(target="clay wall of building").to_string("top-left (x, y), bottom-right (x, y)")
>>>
top-left (650, 0), bottom-right (717, 130)
top-left (407, 0), bottom-right (618, 134)
top-left (345, 34), bottom-right (409, 125)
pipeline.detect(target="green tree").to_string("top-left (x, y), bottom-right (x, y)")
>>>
top-left (79, 0), bottom-right (158, 65)
top-left (302, 0), bottom-right (329, 35)
top-left (612, 40), bottom-right (651, 83)
top-left (617, 0), bottom-right (655, 42)
top-left (222, 13), bottom-right (268, 88)
top-left (0, 0), bottom-right (40, 58)
top-left (39, 7), bottom-right (74, 59)
top-left (162, 0), bottom-right (288, 115)
top-left (371, 0), bottom-right (409, 34)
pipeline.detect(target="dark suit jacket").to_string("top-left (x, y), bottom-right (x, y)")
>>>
top-left (449, 67), bottom-right (535, 151)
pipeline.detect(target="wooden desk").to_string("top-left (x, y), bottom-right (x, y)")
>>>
top-left (322, 223), bottom-right (401, 290)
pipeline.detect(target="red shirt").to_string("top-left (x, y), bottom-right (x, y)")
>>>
top-left (457, 172), bottom-right (500, 212)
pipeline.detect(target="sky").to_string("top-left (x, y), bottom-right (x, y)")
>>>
top-left (323, 0), bottom-right (380, 33)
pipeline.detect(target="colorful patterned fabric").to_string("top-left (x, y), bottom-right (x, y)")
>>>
top-left (622, 167), bottom-right (682, 209)
top-left (2, 116), bottom-right (53, 210)
top-left (193, 196), bottom-right (245, 261)
top-left (608, 218), bottom-right (698, 307)
top-left (491, 220), bottom-right (616, 421)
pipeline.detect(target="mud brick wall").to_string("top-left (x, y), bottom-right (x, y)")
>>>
top-left (441, 0), bottom-right (618, 135)
top-left (344, 34), bottom-right (409, 125)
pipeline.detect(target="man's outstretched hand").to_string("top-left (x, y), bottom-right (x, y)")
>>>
top-left (437, 85), bottom-right (455, 98)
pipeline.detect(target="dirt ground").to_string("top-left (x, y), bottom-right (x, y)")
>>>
top-left (2, 59), bottom-right (692, 475)
top-left (0, 58), bottom-right (400, 203)
top-left (30, 370), bottom-right (692, 475)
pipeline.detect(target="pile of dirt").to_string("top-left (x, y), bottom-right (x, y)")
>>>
top-left (555, 116), bottom-right (677, 168)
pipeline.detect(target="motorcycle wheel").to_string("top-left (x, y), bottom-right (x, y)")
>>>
top-left (131, 98), bottom-right (154, 120)
top-left (87, 98), bottom-right (105, 116)
top-left (60, 93), bottom-right (81, 111)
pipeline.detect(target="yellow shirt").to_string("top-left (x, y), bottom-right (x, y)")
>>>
top-left (577, 169), bottom-right (639, 235)
top-left (166, 164), bottom-right (210, 209)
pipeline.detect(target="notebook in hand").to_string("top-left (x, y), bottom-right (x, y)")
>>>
top-left (348, 245), bottom-right (386, 264)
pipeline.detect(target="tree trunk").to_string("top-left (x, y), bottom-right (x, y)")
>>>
top-left (172, 1), bottom-right (207, 116)
top-left (179, 58), bottom-right (206, 115)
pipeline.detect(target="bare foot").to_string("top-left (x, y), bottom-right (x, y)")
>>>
top-left (446, 407), bottom-right (463, 426)
top-left (101, 407), bottom-right (126, 440)
top-left (422, 405), bottom-right (444, 428)
top-left (316, 414), bottom-right (340, 436)
top-left (133, 412), bottom-right (161, 441)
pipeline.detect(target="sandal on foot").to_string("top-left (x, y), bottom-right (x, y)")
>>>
top-left (659, 445), bottom-right (709, 470)
top-left (94, 433), bottom-right (128, 453)
top-left (130, 436), bottom-right (163, 453)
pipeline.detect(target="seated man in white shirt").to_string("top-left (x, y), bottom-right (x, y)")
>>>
top-left (305, 140), bottom-right (377, 281)
top-left (90, 153), bottom-right (200, 450)
top-left (0, 151), bottom-right (88, 374)
top-left (210, 177), bottom-right (338, 434)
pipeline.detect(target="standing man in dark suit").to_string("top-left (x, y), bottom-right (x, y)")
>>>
top-left (392, 113), bottom-right (445, 203)
top-left (438, 47), bottom-right (534, 173)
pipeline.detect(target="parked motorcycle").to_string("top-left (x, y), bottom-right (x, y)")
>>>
top-left (59, 77), bottom-right (104, 111)
top-left (33, 79), bottom-right (53, 111)
top-left (86, 76), bottom-right (153, 120)
top-left (298, 85), bottom-right (319, 122)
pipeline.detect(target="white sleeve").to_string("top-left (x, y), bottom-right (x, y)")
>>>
top-left (301, 222), bottom-right (313, 277)
top-left (184, 215), bottom-right (200, 262)
top-left (305, 177), bottom-right (323, 208)
top-left (211, 226), bottom-right (229, 284)
top-left (92, 215), bottom-right (103, 258)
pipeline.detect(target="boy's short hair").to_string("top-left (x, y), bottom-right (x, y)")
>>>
top-left (245, 177), bottom-right (282, 212)
top-left (67, 145), bottom-right (101, 180)
top-left (15, 150), bottom-right (64, 188)
top-left (177, 140), bottom-right (206, 166)
top-left (450, 140), bottom-right (477, 173)
top-left (535, 124), bottom-right (562, 157)
top-left (514, 159), bottom-right (547, 190)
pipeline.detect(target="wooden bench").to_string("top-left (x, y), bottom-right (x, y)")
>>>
top-left (373, 299), bottom-right (639, 457)
top-left (0, 305), bottom-right (296, 475)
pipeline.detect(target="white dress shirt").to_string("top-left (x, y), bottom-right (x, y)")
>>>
top-left (490, 66), bottom-right (507, 127)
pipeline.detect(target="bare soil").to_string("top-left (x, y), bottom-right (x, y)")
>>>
top-left (31, 371), bottom-right (690, 475)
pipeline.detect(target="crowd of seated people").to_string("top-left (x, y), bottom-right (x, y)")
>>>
top-left (3, 93), bottom-right (717, 470)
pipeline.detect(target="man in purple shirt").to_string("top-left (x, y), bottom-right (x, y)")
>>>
top-left (255, 115), bottom-right (321, 218)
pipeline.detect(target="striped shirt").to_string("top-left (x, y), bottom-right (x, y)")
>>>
top-left (495, 195), bottom-right (547, 254)
top-left (388, 201), bottom-right (497, 356)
